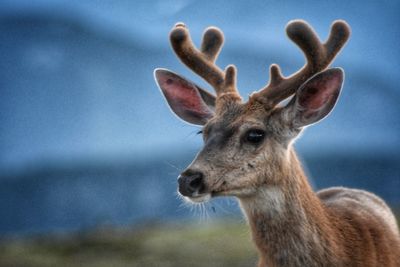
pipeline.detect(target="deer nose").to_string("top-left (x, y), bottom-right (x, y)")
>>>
top-left (178, 170), bottom-right (205, 197)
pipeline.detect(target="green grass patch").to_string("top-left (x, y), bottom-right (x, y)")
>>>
top-left (0, 221), bottom-right (257, 267)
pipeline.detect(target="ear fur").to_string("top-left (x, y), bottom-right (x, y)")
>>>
top-left (154, 68), bottom-right (215, 125)
top-left (283, 68), bottom-right (344, 128)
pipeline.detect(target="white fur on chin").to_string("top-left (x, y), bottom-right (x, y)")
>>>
top-left (186, 193), bottom-right (211, 203)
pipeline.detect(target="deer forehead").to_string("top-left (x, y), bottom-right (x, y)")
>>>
top-left (205, 102), bottom-right (275, 133)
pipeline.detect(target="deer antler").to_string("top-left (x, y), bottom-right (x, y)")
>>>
top-left (170, 23), bottom-right (240, 102)
top-left (251, 20), bottom-right (350, 108)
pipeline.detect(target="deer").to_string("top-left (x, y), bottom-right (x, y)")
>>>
top-left (154, 20), bottom-right (400, 267)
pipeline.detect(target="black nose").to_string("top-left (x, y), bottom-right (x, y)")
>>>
top-left (178, 170), bottom-right (205, 197)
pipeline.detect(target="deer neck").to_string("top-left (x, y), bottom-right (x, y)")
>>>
top-left (239, 148), bottom-right (338, 267)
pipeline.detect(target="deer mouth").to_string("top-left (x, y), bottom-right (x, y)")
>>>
top-left (184, 189), bottom-right (223, 203)
top-left (212, 187), bottom-right (258, 198)
top-left (187, 193), bottom-right (211, 203)
top-left (186, 187), bottom-right (255, 203)
top-left (211, 190), bottom-right (227, 197)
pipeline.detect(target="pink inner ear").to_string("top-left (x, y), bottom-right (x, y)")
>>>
top-left (298, 73), bottom-right (342, 110)
top-left (156, 70), bottom-right (214, 123)
top-left (162, 76), bottom-right (211, 116)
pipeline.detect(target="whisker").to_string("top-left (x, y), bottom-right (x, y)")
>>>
top-left (164, 161), bottom-right (183, 171)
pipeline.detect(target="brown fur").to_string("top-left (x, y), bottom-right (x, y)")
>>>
top-left (156, 20), bottom-right (400, 267)
top-left (240, 149), bottom-right (400, 267)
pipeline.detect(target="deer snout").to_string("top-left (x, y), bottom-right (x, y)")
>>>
top-left (178, 170), bottom-right (205, 197)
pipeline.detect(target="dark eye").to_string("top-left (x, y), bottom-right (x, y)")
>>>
top-left (245, 129), bottom-right (266, 144)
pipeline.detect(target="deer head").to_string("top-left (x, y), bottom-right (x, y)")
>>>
top-left (154, 20), bottom-right (350, 203)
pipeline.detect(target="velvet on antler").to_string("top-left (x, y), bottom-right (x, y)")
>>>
top-left (170, 23), bottom-right (241, 104)
top-left (251, 20), bottom-right (350, 108)
top-left (169, 20), bottom-right (350, 110)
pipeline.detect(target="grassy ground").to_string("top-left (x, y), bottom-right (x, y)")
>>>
top-left (0, 221), bottom-right (258, 267)
top-left (1, 213), bottom-right (398, 267)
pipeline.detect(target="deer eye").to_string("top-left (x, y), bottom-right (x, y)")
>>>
top-left (244, 129), bottom-right (266, 144)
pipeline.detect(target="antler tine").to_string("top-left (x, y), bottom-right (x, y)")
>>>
top-left (325, 20), bottom-right (352, 62)
top-left (201, 26), bottom-right (224, 62)
top-left (170, 23), bottom-right (240, 99)
top-left (253, 20), bottom-right (350, 108)
top-left (286, 20), bottom-right (326, 71)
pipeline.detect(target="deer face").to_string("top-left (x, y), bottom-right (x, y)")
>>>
top-left (179, 107), bottom-right (286, 202)
top-left (154, 21), bottom-right (349, 203)
top-left (155, 68), bottom-right (344, 202)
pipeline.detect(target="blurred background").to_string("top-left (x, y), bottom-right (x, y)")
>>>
top-left (0, 0), bottom-right (399, 266)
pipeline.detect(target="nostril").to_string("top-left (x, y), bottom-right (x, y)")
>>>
top-left (188, 175), bottom-right (203, 191)
top-left (178, 171), bottom-right (205, 196)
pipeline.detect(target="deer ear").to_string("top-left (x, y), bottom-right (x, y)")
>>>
top-left (154, 68), bottom-right (215, 125)
top-left (284, 68), bottom-right (344, 128)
